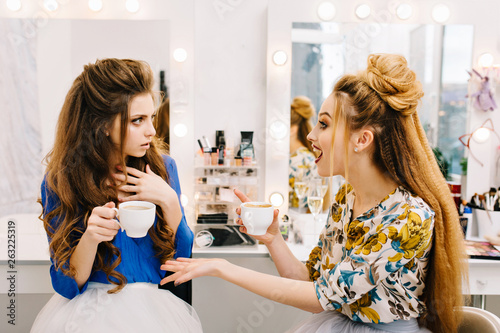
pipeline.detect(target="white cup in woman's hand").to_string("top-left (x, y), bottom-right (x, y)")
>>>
top-left (112, 201), bottom-right (156, 238)
top-left (240, 202), bottom-right (274, 236)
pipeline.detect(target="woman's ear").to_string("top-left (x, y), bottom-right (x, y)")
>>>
top-left (353, 128), bottom-right (374, 152)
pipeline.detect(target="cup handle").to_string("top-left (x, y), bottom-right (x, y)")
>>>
top-left (112, 207), bottom-right (124, 232)
top-left (244, 212), bottom-right (253, 234)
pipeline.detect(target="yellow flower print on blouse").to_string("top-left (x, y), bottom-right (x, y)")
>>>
top-left (387, 211), bottom-right (433, 262)
top-left (355, 225), bottom-right (388, 256)
top-left (307, 184), bottom-right (435, 324)
top-left (349, 294), bottom-right (381, 324)
top-left (345, 220), bottom-right (370, 251)
top-left (330, 204), bottom-right (343, 223)
top-left (306, 246), bottom-right (322, 280)
top-left (335, 183), bottom-right (352, 205)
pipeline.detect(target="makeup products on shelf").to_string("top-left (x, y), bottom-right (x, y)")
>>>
top-left (197, 130), bottom-right (257, 167)
top-left (211, 147), bottom-right (218, 165)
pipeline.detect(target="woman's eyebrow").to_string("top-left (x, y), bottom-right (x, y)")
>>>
top-left (318, 112), bottom-right (331, 118)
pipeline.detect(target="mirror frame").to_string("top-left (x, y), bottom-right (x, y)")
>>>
top-left (265, 0), bottom-right (500, 212)
top-left (1, 0), bottom-right (196, 221)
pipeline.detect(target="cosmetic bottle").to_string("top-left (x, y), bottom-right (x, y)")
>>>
top-left (218, 145), bottom-right (225, 165)
top-left (211, 147), bottom-right (218, 166)
top-left (242, 149), bottom-right (252, 166)
top-left (203, 148), bottom-right (211, 166)
top-left (234, 156), bottom-right (242, 167)
top-left (462, 205), bottom-right (473, 240)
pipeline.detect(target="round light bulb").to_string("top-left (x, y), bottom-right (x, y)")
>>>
top-left (472, 127), bottom-right (491, 144)
top-left (396, 3), bottom-right (413, 20)
top-left (125, 0), bottom-right (139, 13)
top-left (173, 123), bottom-right (188, 138)
top-left (432, 4), bottom-right (450, 23)
top-left (269, 192), bottom-right (284, 207)
top-left (173, 48), bottom-right (188, 63)
top-left (43, 0), bottom-right (58, 12)
top-left (317, 1), bottom-right (336, 21)
top-left (478, 53), bottom-right (494, 68)
top-left (88, 0), bottom-right (103, 12)
top-left (355, 4), bottom-right (371, 19)
top-left (6, 0), bottom-right (21, 11)
top-left (272, 50), bottom-right (287, 66)
top-left (180, 194), bottom-right (188, 207)
top-left (269, 120), bottom-right (288, 140)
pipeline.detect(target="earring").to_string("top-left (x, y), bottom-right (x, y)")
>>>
top-left (354, 147), bottom-right (359, 152)
top-left (105, 131), bottom-right (109, 136)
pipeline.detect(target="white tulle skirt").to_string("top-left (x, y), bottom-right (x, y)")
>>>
top-left (287, 311), bottom-right (431, 333)
top-left (30, 282), bottom-right (203, 333)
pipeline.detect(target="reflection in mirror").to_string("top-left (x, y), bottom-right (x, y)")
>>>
top-left (1, 18), bottom-right (169, 216)
top-left (290, 22), bottom-right (473, 209)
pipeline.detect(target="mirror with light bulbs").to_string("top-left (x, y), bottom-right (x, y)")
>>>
top-left (265, 0), bottom-right (486, 213)
top-left (0, 17), bottom-right (170, 216)
top-left (290, 21), bottom-right (474, 180)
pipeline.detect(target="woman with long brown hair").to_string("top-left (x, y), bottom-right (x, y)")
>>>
top-left (161, 54), bottom-right (467, 332)
top-left (31, 58), bottom-right (202, 332)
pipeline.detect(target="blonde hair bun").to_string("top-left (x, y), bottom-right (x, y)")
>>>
top-left (291, 96), bottom-right (315, 120)
top-left (360, 54), bottom-right (424, 116)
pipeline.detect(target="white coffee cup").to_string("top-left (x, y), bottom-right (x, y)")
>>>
top-left (112, 201), bottom-right (156, 238)
top-left (240, 202), bottom-right (274, 236)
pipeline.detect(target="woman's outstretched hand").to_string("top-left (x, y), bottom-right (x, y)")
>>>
top-left (234, 189), bottom-right (281, 246)
top-left (160, 258), bottom-right (230, 286)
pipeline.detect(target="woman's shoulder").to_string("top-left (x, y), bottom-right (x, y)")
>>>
top-left (388, 186), bottom-right (435, 220)
top-left (161, 154), bottom-right (177, 170)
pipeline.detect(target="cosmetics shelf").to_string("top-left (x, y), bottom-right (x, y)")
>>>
top-left (194, 165), bottom-right (259, 170)
top-left (194, 166), bottom-right (258, 228)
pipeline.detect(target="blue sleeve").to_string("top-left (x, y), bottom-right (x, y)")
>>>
top-left (41, 177), bottom-right (88, 300)
top-left (163, 155), bottom-right (194, 258)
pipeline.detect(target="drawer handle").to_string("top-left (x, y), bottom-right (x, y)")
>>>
top-left (476, 280), bottom-right (488, 288)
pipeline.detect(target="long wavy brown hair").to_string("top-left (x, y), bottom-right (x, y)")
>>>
top-left (154, 97), bottom-right (170, 148)
top-left (331, 54), bottom-right (468, 332)
top-left (39, 58), bottom-right (176, 294)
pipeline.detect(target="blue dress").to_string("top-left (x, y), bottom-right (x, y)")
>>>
top-left (32, 155), bottom-right (202, 332)
top-left (40, 155), bottom-right (194, 300)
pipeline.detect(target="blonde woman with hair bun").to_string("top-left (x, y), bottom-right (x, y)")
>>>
top-left (161, 54), bottom-right (467, 333)
top-left (289, 95), bottom-right (319, 208)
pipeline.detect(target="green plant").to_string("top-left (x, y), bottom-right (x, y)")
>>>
top-left (432, 147), bottom-right (450, 180)
top-left (460, 157), bottom-right (467, 175)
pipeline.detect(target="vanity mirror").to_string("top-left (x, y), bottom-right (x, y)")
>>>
top-left (265, 0), bottom-right (497, 212)
top-left (0, 1), bottom-right (195, 218)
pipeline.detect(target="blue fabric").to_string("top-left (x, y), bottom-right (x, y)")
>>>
top-left (41, 155), bottom-right (193, 300)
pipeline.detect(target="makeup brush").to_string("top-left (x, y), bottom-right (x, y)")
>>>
top-left (478, 194), bottom-right (494, 224)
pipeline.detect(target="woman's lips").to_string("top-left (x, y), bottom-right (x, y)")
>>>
top-left (315, 151), bottom-right (323, 163)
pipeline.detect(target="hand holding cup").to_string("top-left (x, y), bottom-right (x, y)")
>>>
top-left (234, 189), bottom-right (280, 245)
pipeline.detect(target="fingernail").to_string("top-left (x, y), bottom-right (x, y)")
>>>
top-left (174, 281), bottom-right (179, 287)
top-left (116, 165), bottom-right (122, 170)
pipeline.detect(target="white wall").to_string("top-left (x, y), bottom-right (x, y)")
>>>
top-left (193, 0), bottom-right (268, 203)
top-left (38, 19), bottom-right (170, 158)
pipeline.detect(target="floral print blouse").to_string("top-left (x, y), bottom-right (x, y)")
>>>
top-left (306, 183), bottom-right (434, 324)
top-left (289, 147), bottom-right (318, 208)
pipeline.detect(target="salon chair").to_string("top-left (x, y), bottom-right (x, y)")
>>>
top-left (458, 306), bottom-right (500, 333)
top-left (159, 262), bottom-right (192, 305)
